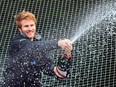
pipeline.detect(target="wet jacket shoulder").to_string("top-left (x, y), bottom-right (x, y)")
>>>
top-left (10, 33), bottom-right (60, 55)
top-left (7, 32), bottom-right (60, 76)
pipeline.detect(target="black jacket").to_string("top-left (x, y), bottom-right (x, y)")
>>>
top-left (3, 32), bottom-right (60, 86)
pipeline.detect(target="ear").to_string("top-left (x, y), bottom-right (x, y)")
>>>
top-left (18, 28), bottom-right (22, 32)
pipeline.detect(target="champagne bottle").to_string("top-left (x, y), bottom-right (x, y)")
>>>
top-left (57, 50), bottom-right (72, 72)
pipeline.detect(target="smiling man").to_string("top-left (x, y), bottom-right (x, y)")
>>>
top-left (19, 19), bottom-right (36, 41)
top-left (3, 11), bottom-right (73, 87)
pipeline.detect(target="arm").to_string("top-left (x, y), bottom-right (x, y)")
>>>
top-left (10, 36), bottom-right (72, 54)
top-left (10, 38), bottom-right (60, 54)
top-left (11, 36), bottom-right (73, 79)
top-left (34, 39), bottom-right (73, 79)
top-left (36, 39), bottom-right (72, 79)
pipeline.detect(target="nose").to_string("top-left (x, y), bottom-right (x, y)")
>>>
top-left (28, 26), bottom-right (33, 30)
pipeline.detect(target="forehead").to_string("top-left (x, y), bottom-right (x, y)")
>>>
top-left (20, 19), bottom-right (35, 25)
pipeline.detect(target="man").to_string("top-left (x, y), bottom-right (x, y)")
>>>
top-left (3, 11), bottom-right (72, 87)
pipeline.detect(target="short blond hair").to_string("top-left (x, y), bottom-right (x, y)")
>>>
top-left (15, 11), bottom-right (37, 28)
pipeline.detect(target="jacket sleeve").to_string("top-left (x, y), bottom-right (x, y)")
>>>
top-left (10, 38), bottom-right (60, 54)
top-left (10, 37), bottom-right (60, 77)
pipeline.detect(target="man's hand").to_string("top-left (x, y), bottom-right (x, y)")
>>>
top-left (58, 39), bottom-right (72, 55)
top-left (55, 39), bottom-right (72, 79)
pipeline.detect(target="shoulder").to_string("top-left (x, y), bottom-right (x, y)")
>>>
top-left (10, 33), bottom-right (29, 48)
top-left (9, 34), bottom-right (29, 53)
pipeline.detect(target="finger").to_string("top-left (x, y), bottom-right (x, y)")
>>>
top-left (64, 45), bottom-right (72, 51)
top-left (65, 42), bottom-right (72, 50)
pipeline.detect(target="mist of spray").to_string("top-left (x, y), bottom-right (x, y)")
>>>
top-left (70, 2), bottom-right (116, 44)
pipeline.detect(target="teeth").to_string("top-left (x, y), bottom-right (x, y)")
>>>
top-left (28, 32), bottom-right (33, 34)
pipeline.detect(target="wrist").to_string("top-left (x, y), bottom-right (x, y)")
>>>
top-left (58, 39), bottom-right (62, 47)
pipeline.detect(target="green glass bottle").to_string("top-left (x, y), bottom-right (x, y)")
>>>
top-left (57, 50), bottom-right (72, 71)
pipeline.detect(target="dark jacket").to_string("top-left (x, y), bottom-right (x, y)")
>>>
top-left (3, 32), bottom-right (60, 87)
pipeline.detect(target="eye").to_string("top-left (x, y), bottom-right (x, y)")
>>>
top-left (31, 24), bottom-right (34, 27)
top-left (24, 25), bottom-right (28, 28)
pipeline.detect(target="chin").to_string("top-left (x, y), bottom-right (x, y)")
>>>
top-left (29, 36), bottom-right (34, 39)
top-left (27, 34), bottom-right (34, 38)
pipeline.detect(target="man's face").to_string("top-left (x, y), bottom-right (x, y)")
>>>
top-left (19, 19), bottom-right (36, 40)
